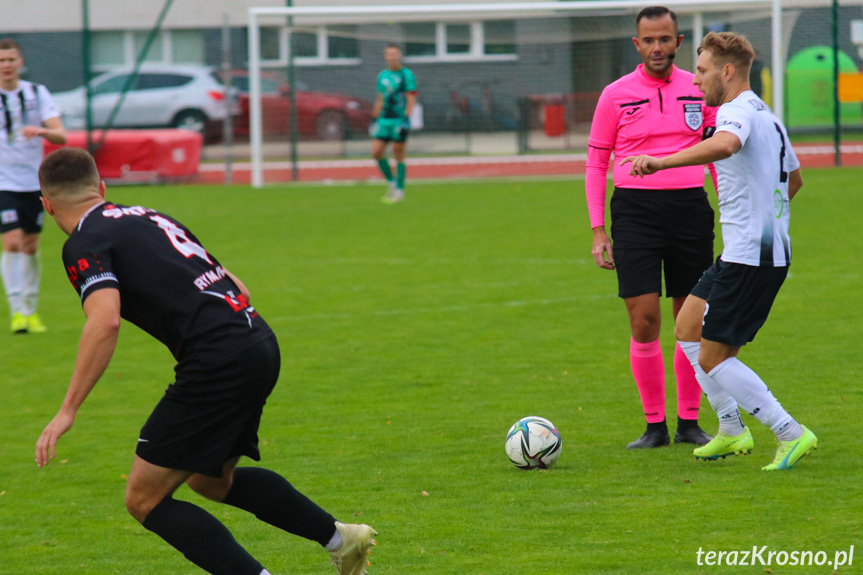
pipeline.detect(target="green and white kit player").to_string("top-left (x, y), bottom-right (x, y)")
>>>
top-left (372, 44), bottom-right (417, 204)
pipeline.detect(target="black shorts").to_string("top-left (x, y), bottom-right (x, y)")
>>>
top-left (691, 258), bottom-right (788, 347)
top-left (610, 187), bottom-right (714, 299)
top-left (0, 190), bottom-right (44, 234)
top-left (136, 335), bottom-right (281, 477)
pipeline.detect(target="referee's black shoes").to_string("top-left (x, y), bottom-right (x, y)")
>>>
top-left (674, 426), bottom-right (713, 445)
top-left (626, 419), bottom-right (712, 448)
top-left (626, 423), bottom-right (670, 449)
top-left (674, 418), bottom-right (713, 446)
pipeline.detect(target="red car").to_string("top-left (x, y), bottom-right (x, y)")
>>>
top-left (226, 71), bottom-right (373, 140)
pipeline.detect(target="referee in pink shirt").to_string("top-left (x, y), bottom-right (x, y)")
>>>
top-left (586, 6), bottom-right (716, 449)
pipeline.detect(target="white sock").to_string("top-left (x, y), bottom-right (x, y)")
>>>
top-left (22, 252), bottom-right (40, 316)
top-left (708, 357), bottom-right (803, 441)
top-left (1, 252), bottom-right (26, 316)
top-left (325, 526), bottom-right (343, 551)
top-left (260, 570), bottom-right (272, 575)
top-left (678, 341), bottom-right (745, 436)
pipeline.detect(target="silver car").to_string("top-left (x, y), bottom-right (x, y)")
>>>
top-left (52, 65), bottom-right (237, 140)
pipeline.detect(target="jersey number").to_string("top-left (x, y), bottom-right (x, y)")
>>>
top-left (773, 122), bottom-right (789, 183)
top-left (150, 215), bottom-right (213, 264)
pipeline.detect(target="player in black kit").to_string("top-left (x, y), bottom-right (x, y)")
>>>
top-left (34, 148), bottom-right (376, 575)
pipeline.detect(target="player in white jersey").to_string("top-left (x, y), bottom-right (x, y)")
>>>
top-left (0, 38), bottom-right (66, 334)
top-left (621, 31), bottom-right (817, 471)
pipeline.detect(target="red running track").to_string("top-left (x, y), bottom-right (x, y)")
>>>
top-left (197, 143), bottom-right (863, 185)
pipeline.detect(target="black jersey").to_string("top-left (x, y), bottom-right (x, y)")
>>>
top-left (62, 202), bottom-right (274, 372)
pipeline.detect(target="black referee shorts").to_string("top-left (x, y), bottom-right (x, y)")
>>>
top-left (610, 187), bottom-right (714, 299)
top-left (691, 258), bottom-right (788, 347)
top-left (136, 335), bottom-right (281, 477)
top-left (0, 190), bottom-right (44, 234)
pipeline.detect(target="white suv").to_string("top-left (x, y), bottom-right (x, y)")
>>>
top-left (52, 65), bottom-right (237, 141)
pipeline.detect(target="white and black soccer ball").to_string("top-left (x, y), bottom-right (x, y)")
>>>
top-left (505, 416), bottom-right (562, 470)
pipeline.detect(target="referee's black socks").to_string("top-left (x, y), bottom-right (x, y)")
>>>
top-left (676, 416), bottom-right (700, 430)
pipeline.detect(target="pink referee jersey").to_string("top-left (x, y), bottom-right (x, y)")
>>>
top-left (585, 64), bottom-right (717, 229)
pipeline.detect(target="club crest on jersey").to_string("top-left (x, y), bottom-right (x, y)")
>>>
top-left (684, 103), bottom-right (703, 130)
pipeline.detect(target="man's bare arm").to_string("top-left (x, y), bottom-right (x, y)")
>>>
top-left (35, 288), bottom-right (121, 467)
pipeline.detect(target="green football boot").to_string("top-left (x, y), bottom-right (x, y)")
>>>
top-left (26, 313), bottom-right (47, 333)
top-left (11, 312), bottom-right (28, 334)
top-left (762, 426), bottom-right (818, 471)
top-left (693, 426), bottom-right (754, 461)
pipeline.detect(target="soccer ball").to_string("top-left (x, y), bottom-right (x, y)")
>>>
top-left (505, 416), bottom-right (562, 470)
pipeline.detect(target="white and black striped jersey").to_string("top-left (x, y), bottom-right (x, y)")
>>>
top-left (713, 91), bottom-right (800, 267)
top-left (0, 81), bottom-right (59, 191)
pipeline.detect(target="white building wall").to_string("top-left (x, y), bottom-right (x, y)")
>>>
top-left (4, 0), bottom-right (554, 32)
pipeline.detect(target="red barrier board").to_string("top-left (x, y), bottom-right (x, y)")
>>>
top-left (45, 130), bottom-right (202, 182)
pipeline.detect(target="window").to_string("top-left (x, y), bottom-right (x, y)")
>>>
top-left (229, 75), bottom-right (305, 94)
top-left (137, 73), bottom-right (193, 90)
top-left (484, 20), bottom-right (516, 55)
top-left (172, 30), bottom-right (205, 64)
top-left (91, 75), bottom-right (137, 96)
top-left (92, 32), bottom-right (125, 67)
top-left (261, 27), bottom-right (283, 61)
top-left (327, 25), bottom-right (360, 59)
top-left (445, 24), bottom-right (471, 55)
top-left (260, 25), bottom-right (361, 67)
top-left (91, 30), bottom-right (205, 70)
top-left (292, 31), bottom-right (318, 58)
top-left (229, 76), bottom-right (249, 92)
top-left (229, 76), bottom-right (284, 94)
top-left (261, 78), bottom-right (283, 94)
top-left (402, 21), bottom-right (518, 62)
top-left (90, 73), bottom-right (193, 95)
top-left (133, 31), bottom-right (164, 63)
top-left (404, 23), bottom-right (436, 58)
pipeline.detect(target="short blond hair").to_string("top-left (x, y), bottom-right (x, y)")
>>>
top-left (39, 148), bottom-right (101, 199)
top-left (698, 31), bottom-right (755, 75)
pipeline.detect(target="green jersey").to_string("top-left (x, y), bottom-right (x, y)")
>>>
top-left (376, 66), bottom-right (417, 119)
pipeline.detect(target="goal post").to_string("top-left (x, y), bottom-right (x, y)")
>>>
top-left (247, 0), bottom-right (784, 187)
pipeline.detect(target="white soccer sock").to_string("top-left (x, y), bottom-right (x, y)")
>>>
top-left (708, 357), bottom-right (803, 441)
top-left (325, 526), bottom-right (343, 551)
top-left (678, 341), bottom-right (745, 436)
top-left (22, 252), bottom-right (40, 316)
top-left (1, 252), bottom-right (26, 316)
top-left (260, 570), bottom-right (272, 575)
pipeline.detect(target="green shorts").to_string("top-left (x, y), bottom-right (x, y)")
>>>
top-left (374, 118), bottom-right (410, 143)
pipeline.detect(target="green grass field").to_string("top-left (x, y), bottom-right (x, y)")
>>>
top-left (2, 169), bottom-right (861, 574)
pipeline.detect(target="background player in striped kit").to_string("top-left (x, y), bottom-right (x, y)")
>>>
top-left (585, 7), bottom-right (716, 449)
top-left (0, 37), bottom-right (66, 333)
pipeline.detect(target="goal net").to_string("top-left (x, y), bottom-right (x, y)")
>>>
top-left (246, 0), bottom-right (788, 187)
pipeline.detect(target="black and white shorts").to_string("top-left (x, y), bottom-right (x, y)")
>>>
top-left (690, 258), bottom-right (788, 347)
top-left (610, 187), bottom-right (714, 299)
top-left (0, 190), bottom-right (44, 234)
top-left (136, 335), bottom-right (281, 478)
